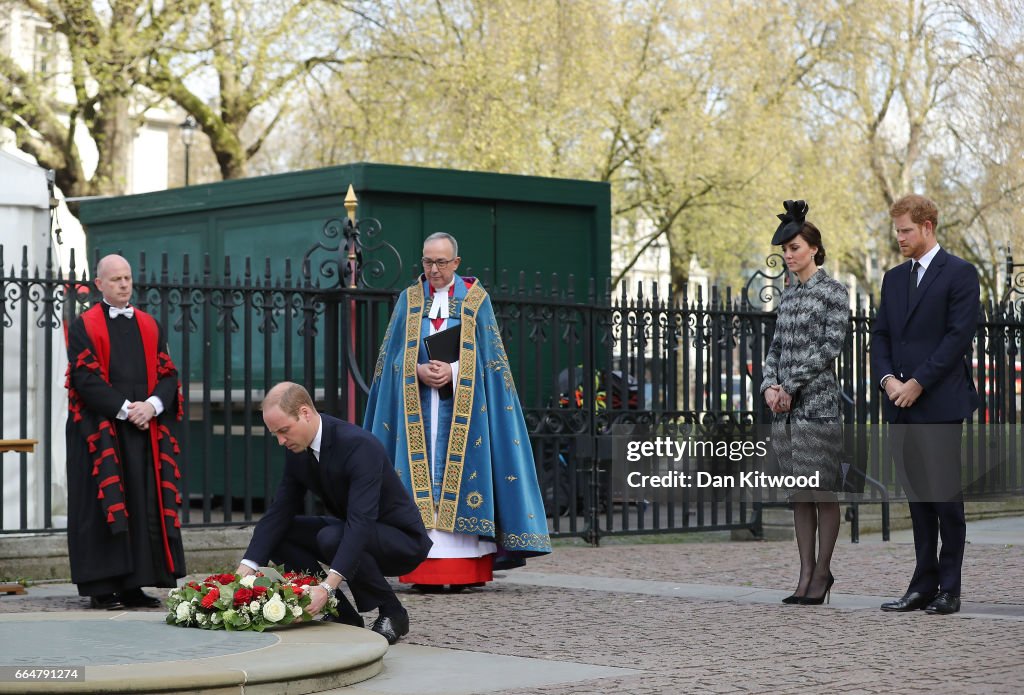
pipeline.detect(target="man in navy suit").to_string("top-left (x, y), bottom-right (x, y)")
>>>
top-left (871, 194), bottom-right (980, 616)
top-left (236, 382), bottom-right (431, 643)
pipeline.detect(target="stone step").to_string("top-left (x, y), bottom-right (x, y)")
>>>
top-left (0, 611), bottom-right (385, 694)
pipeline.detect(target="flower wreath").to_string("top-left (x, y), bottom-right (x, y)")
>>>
top-left (166, 569), bottom-right (339, 631)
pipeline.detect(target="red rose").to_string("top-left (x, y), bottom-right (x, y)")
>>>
top-left (292, 586), bottom-right (304, 596)
top-left (233, 588), bottom-right (253, 607)
top-left (204, 573), bottom-right (236, 585)
top-left (283, 572), bottom-right (298, 580)
top-left (252, 585), bottom-right (268, 597)
top-left (187, 582), bottom-right (202, 591)
top-left (201, 587), bottom-right (220, 609)
top-left (294, 575), bottom-right (317, 587)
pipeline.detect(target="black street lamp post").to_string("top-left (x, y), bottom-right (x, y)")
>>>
top-left (178, 115), bottom-right (197, 186)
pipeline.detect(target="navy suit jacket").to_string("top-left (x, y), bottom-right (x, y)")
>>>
top-left (244, 414), bottom-right (430, 579)
top-left (871, 248), bottom-right (981, 423)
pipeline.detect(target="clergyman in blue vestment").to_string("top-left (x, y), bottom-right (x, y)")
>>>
top-left (363, 232), bottom-right (551, 588)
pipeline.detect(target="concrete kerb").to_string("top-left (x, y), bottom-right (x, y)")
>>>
top-left (0, 527), bottom-right (255, 581)
top-left (731, 496), bottom-right (1024, 542)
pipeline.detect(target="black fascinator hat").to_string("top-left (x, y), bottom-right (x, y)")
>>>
top-left (771, 199), bottom-right (809, 245)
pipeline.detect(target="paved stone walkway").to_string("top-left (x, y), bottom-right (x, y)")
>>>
top-left (2, 517), bottom-right (1021, 694)
top-left (398, 535), bottom-right (1024, 695)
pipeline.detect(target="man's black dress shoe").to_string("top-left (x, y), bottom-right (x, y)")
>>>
top-left (924, 591), bottom-right (960, 615)
top-left (370, 610), bottom-right (409, 644)
top-left (89, 594), bottom-right (124, 610)
top-left (880, 591), bottom-right (936, 612)
top-left (120, 588), bottom-right (162, 608)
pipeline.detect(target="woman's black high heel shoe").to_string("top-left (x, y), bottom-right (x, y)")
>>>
top-left (798, 573), bottom-right (835, 605)
top-left (783, 571), bottom-right (821, 604)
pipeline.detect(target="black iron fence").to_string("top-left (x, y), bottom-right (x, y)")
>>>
top-left (2, 239), bottom-right (1022, 543)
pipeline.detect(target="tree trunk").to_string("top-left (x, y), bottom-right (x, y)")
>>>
top-left (670, 249), bottom-right (690, 304)
top-left (89, 95), bottom-right (133, 196)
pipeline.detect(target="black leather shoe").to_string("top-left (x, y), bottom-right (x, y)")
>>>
top-left (924, 591), bottom-right (961, 615)
top-left (120, 588), bottom-right (161, 608)
top-left (89, 594), bottom-right (124, 610)
top-left (880, 591), bottom-right (936, 612)
top-left (371, 610), bottom-right (409, 644)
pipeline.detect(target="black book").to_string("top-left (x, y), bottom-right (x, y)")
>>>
top-left (424, 325), bottom-right (462, 400)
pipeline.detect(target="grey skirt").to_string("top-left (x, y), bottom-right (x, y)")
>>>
top-left (770, 414), bottom-right (843, 493)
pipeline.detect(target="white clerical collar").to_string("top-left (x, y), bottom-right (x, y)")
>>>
top-left (428, 278), bottom-right (456, 320)
top-left (309, 416), bottom-right (323, 461)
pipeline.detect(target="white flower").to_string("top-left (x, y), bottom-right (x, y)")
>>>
top-left (196, 614), bottom-right (208, 625)
top-left (168, 588), bottom-right (181, 598)
top-left (211, 613), bottom-right (222, 624)
top-left (262, 596), bottom-right (287, 623)
top-left (291, 605), bottom-right (303, 618)
top-left (249, 601), bottom-right (260, 613)
top-left (175, 602), bottom-right (192, 623)
top-left (239, 575), bottom-right (256, 588)
top-left (328, 596), bottom-right (339, 609)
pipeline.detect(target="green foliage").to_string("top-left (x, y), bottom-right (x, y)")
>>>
top-left (4, 0), bottom-right (1021, 300)
top-left (278, 0), bottom-right (1022, 300)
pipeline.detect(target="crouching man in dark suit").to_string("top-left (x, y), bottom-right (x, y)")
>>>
top-left (236, 381), bottom-right (432, 643)
top-left (871, 194), bottom-right (981, 616)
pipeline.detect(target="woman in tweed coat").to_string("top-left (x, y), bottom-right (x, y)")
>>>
top-left (760, 200), bottom-right (849, 606)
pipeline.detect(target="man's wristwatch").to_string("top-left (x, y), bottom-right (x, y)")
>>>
top-left (318, 582), bottom-right (336, 597)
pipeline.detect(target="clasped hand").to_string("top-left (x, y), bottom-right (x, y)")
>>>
top-left (885, 377), bottom-right (922, 408)
top-left (126, 401), bottom-right (156, 430)
top-left (416, 360), bottom-right (452, 389)
top-left (764, 385), bottom-right (792, 413)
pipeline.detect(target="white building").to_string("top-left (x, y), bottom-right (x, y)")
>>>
top-left (611, 217), bottom-right (710, 303)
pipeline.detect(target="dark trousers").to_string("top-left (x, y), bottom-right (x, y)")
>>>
top-left (893, 423), bottom-right (966, 597)
top-left (269, 515), bottom-right (426, 613)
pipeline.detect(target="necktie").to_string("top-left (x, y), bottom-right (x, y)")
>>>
top-left (109, 305), bottom-right (134, 319)
top-left (907, 261), bottom-right (920, 304)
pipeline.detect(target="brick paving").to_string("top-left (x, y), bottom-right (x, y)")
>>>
top-left (396, 539), bottom-right (1024, 694)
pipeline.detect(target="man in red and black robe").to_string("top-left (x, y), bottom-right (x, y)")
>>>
top-left (65, 254), bottom-right (186, 609)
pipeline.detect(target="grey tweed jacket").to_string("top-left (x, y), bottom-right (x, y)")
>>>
top-left (760, 268), bottom-right (849, 419)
